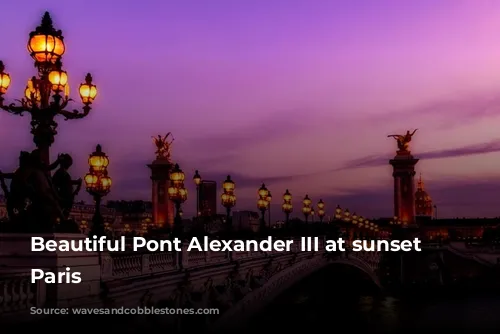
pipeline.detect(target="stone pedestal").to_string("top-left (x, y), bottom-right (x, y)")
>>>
top-left (148, 159), bottom-right (174, 228)
top-left (0, 233), bottom-right (102, 307)
top-left (389, 151), bottom-right (419, 225)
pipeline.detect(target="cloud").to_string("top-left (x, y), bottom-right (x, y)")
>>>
top-left (367, 91), bottom-right (500, 127)
top-left (340, 139), bottom-right (500, 170)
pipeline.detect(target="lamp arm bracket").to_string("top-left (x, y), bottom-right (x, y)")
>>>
top-left (58, 106), bottom-right (90, 120)
top-left (1, 102), bottom-right (29, 115)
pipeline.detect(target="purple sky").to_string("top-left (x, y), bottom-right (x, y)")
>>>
top-left (2, 1), bottom-right (500, 219)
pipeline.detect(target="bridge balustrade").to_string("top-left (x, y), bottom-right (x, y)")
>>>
top-left (0, 270), bottom-right (43, 316)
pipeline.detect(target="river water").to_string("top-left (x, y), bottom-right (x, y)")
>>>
top-left (246, 264), bottom-right (500, 332)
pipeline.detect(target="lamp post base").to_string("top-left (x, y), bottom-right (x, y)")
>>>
top-left (172, 202), bottom-right (183, 237)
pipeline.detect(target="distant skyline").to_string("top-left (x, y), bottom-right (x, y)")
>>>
top-left (2, 1), bottom-right (500, 219)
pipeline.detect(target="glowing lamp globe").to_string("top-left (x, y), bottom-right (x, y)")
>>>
top-left (283, 189), bottom-right (292, 202)
top-left (167, 185), bottom-right (178, 197)
top-left (79, 73), bottom-right (97, 104)
top-left (178, 188), bottom-right (188, 202)
top-left (84, 173), bottom-right (98, 190)
top-left (27, 13), bottom-right (65, 64)
top-left (0, 63), bottom-right (11, 94)
top-left (170, 164), bottom-right (185, 182)
top-left (258, 184), bottom-right (269, 198)
top-left (223, 175), bottom-right (235, 192)
top-left (193, 170), bottom-right (201, 186)
top-left (303, 195), bottom-right (311, 207)
top-left (24, 85), bottom-right (41, 102)
top-left (48, 69), bottom-right (68, 91)
top-left (257, 198), bottom-right (268, 210)
top-left (100, 175), bottom-right (112, 192)
top-left (317, 199), bottom-right (325, 210)
top-left (88, 145), bottom-right (109, 172)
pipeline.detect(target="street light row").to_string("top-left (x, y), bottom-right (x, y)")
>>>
top-left (181, 169), bottom-right (382, 234)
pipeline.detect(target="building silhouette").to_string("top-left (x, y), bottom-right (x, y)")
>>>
top-left (232, 210), bottom-right (260, 232)
top-left (199, 180), bottom-right (217, 216)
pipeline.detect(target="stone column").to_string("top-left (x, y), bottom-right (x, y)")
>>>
top-left (148, 160), bottom-right (174, 228)
top-left (389, 151), bottom-right (419, 225)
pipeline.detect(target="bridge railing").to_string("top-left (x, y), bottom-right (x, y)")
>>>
top-left (102, 237), bottom-right (378, 280)
top-left (0, 269), bottom-right (45, 317)
top-left (104, 237), bottom-right (305, 279)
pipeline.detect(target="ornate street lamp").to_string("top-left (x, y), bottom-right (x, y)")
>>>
top-left (0, 12), bottom-right (98, 167)
top-left (343, 209), bottom-right (351, 222)
top-left (257, 183), bottom-right (269, 232)
top-left (334, 205), bottom-right (343, 220)
top-left (302, 195), bottom-right (312, 223)
top-left (84, 145), bottom-right (111, 238)
top-left (266, 191), bottom-right (272, 228)
top-left (282, 189), bottom-right (293, 226)
top-left (221, 175), bottom-right (236, 231)
top-left (168, 164), bottom-right (187, 236)
top-left (351, 212), bottom-right (358, 225)
top-left (342, 208), bottom-right (351, 241)
top-left (317, 199), bottom-right (325, 223)
top-left (193, 170), bottom-right (202, 216)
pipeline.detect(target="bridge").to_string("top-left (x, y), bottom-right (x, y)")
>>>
top-left (0, 234), bottom-right (381, 330)
top-left (422, 242), bottom-right (500, 267)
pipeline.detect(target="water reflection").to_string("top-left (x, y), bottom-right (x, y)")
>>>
top-left (246, 264), bottom-right (500, 332)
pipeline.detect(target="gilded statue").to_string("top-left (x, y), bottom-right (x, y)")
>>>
top-left (152, 133), bottom-right (174, 160)
top-left (387, 129), bottom-right (417, 152)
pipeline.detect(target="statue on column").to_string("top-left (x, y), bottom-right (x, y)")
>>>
top-left (152, 133), bottom-right (174, 161)
top-left (52, 153), bottom-right (82, 219)
top-left (0, 150), bottom-right (66, 232)
top-left (388, 129), bottom-right (418, 153)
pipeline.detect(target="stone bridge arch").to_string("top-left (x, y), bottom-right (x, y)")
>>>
top-left (211, 252), bottom-right (381, 332)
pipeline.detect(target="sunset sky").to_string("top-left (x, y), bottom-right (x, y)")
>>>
top-left (2, 1), bottom-right (500, 219)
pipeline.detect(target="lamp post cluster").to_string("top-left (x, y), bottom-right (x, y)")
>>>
top-left (282, 189), bottom-right (293, 226)
top-left (0, 12), bottom-right (107, 235)
top-left (333, 205), bottom-right (381, 241)
top-left (389, 216), bottom-right (403, 226)
top-left (257, 184), bottom-right (270, 231)
top-left (167, 164), bottom-right (188, 235)
top-left (301, 196), bottom-right (326, 224)
top-left (84, 145), bottom-right (112, 237)
top-left (0, 12), bottom-right (97, 167)
top-left (221, 175), bottom-right (236, 230)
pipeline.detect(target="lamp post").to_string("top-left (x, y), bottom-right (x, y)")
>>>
top-left (317, 199), bottom-right (325, 223)
top-left (257, 183), bottom-right (269, 232)
top-left (0, 12), bottom-right (98, 168)
top-left (302, 195), bottom-right (312, 223)
top-left (193, 170), bottom-right (202, 216)
top-left (167, 164), bottom-right (187, 236)
top-left (266, 191), bottom-right (272, 228)
top-left (334, 205), bottom-right (343, 221)
top-left (357, 215), bottom-right (364, 238)
top-left (282, 189), bottom-right (293, 227)
top-left (221, 175), bottom-right (236, 231)
top-left (343, 209), bottom-right (351, 241)
top-left (84, 145), bottom-right (111, 238)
